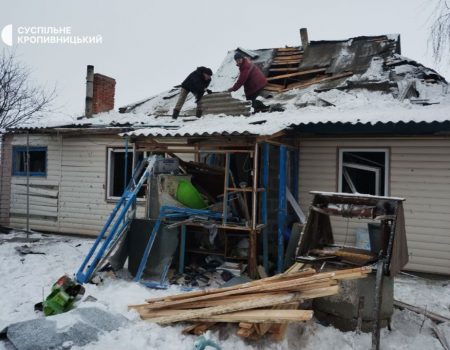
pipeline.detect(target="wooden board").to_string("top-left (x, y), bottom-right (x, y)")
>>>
top-left (272, 60), bottom-right (301, 65)
top-left (134, 271), bottom-right (337, 311)
top-left (267, 68), bottom-right (327, 82)
top-left (275, 50), bottom-right (302, 57)
top-left (283, 71), bottom-right (354, 91)
top-left (144, 286), bottom-right (338, 324)
top-left (276, 47), bottom-right (302, 52)
top-left (273, 55), bottom-right (303, 60)
top-left (141, 309), bottom-right (313, 323)
top-left (137, 268), bottom-right (317, 306)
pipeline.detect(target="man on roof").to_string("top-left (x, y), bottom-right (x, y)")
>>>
top-left (172, 66), bottom-right (213, 119)
top-left (228, 52), bottom-right (268, 112)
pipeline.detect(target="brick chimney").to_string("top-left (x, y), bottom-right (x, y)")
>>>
top-left (85, 65), bottom-right (116, 117)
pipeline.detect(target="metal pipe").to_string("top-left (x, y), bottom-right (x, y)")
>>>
top-left (85, 65), bottom-right (94, 117)
top-left (371, 258), bottom-right (385, 350)
top-left (291, 149), bottom-right (299, 201)
top-left (300, 28), bottom-right (309, 49)
top-left (179, 225), bottom-right (186, 274)
top-left (26, 131), bottom-right (30, 236)
top-left (124, 136), bottom-right (129, 193)
top-left (251, 143), bottom-right (259, 230)
top-left (277, 145), bottom-right (287, 273)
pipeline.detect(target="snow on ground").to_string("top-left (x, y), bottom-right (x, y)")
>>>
top-left (1, 231), bottom-right (449, 350)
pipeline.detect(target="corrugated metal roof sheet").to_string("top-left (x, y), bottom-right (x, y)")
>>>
top-left (123, 95), bottom-right (450, 137)
top-left (8, 34), bottom-right (449, 137)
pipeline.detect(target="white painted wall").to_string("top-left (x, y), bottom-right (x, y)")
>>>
top-left (298, 137), bottom-right (450, 275)
top-left (9, 133), bottom-right (145, 236)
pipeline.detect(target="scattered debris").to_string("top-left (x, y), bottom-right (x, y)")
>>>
top-left (1, 307), bottom-right (129, 350)
top-left (193, 335), bottom-right (222, 350)
top-left (129, 265), bottom-right (372, 341)
top-left (393, 299), bottom-right (450, 324)
top-left (34, 275), bottom-right (85, 316)
top-left (14, 245), bottom-right (45, 255)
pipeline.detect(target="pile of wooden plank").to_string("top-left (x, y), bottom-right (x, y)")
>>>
top-left (129, 265), bottom-right (372, 341)
top-left (264, 47), bottom-right (354, 94)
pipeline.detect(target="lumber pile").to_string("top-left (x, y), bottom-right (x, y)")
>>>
top-left (129, 265), bottom-right (372, 341)
top-left (264, 46), bottom-right (354, 93)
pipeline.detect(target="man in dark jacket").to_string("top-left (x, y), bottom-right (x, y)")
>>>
top-left (172, 66), bottom-right (213, 119)
top-left (228, 52), bottom-right (268, 112)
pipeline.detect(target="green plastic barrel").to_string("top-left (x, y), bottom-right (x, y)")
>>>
top-left (176, 180), bottom-right (207, 209)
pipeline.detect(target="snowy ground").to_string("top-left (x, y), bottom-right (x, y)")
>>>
top-left (0, 231), bottom-right (449, 350)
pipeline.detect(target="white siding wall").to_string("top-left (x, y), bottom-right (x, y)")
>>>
top-left (298, 137), bottom-right (450, 275)
top-left (10, 133), bottom-right (145, 236)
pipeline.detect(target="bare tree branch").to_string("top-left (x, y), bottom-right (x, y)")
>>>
top-left (0, 50), bottom-right (56, 129)
top-left (429, 0), bottom-right (450, 64)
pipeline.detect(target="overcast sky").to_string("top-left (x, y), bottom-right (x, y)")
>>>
top-left (1, 0), bottom-right (446, 117)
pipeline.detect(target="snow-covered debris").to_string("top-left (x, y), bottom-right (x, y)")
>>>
top-left (1, 231), bottom-right (449, 350)
top-left (7, 34), bottom-right (450, 138)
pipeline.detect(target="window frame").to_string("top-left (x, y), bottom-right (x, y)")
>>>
top-left (337, 148), bottom-right (390, 196)
top-left (12, 146), bottom-right (48, 177)
top-left (106, 147), bottom-right (146, 201)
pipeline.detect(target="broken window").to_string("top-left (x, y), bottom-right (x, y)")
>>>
top-left (106, 148), bottom-right (145, 199)
top-left (12, 146), bottom-right (47, 176)
top-left (338, 149), bottom-right (389, 196)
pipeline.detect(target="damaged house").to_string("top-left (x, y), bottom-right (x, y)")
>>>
top-left (1, 29), bottom-right (449, 277)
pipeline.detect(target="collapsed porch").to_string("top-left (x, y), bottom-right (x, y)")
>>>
top-left (105, 131), bottom-right (302, 280)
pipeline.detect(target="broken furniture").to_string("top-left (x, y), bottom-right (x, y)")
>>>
top-left (131, 137), bottom-right (301, 279)
top-left (134, 206), bottom-right (223, 287)
top-left (295, 191), bottom-right (408, 349)
top-left (130, 264), bottom-right (372, 341)
top-left (75, 129), bottom-right (304, 285)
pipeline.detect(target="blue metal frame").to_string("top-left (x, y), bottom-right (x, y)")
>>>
top-left (124, 137), bottom-right (129, 193)
top-left (179, 225), bottom-right (187, 274)
top-left (75, 156), bottom-right (157, 284)
top-left (12, 146), bottom-right (47, 177)
top-left (261, 143), bottom-right (270, 274)
top-left (277, 145), bottom-right (287, 273)
top-left (291, 149), bottom-right (299, 201)
top-left (134, 206), bottom-right (223, 286)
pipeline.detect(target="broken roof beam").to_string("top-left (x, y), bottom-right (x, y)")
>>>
top-left (276, 47), bottom-right (302, 52)
top-left (270, 61), bottom-right (302, 66)
top-left (267, 68), bottom-right (327, 82)
top-left (283, 71), bottom-right (353, 92)
top-left (264, 83), bottom-right (285, 92)
top-left (269, 67), bottom-right (301, 73)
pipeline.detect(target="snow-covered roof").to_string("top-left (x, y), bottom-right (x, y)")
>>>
top-left (122, 89), bottom-right (450, 137)
top-left (9, 34), bottom-right (450, 137)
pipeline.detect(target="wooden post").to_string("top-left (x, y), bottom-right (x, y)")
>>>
top-left (248, 143), bottom-right (260, 278)
top-left (277, 145), bottom-right (287, 273)
top-left (223, 153), bottom-right (230, 225)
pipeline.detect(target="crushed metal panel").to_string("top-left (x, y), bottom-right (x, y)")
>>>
top-left (195, 92), bottom-right (251, 116)
top-left (299, 36), bottom-right (399, 75)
